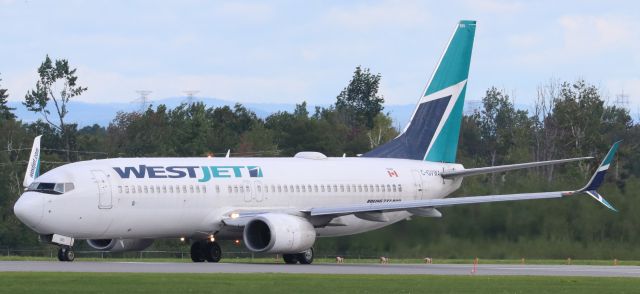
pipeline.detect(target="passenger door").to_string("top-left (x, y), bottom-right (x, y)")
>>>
top-left (91, 170), bottom-right (112, 209)
top-left (411, 170), bottom-right (424, 200)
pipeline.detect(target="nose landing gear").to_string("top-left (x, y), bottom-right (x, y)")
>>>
top-left (57, 246), bottom-right (75, 262)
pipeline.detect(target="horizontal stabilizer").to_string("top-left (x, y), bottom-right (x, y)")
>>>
top-left (441, 157), bottom-right (592, 179)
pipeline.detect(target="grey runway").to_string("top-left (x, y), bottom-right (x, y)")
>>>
top-left (1, 261), bottom-right (640, 277)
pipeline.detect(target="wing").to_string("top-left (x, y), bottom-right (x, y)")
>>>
top-left (309, 142), bottom-right (620, 218)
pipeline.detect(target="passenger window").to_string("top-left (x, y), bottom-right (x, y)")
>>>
top-left (138, 186), bottom-right (142, 193)
top-left (358, 185), bottom-right (362, 192)
top-left (131, 186), bottom-right (136, 194)
top-left (257, 185), bottom-right (262, 192)
top-left (202, 186), bottom-right (207, 193)
top-left (346, 185), bottom-right (351, 192)
top-left (369, 185), bottom-right (373, 192)
top-left (393, 184), bottom-right (397, 192)
top-left (387, 184), bottom-right (391, 192)
top-left (290, 185), bottom-right (294, 192)
top-left (301, 185), bottom-right (305, 193)
top-left (398, 184), bottom-right (402, 192)
top-left (364, 185), bottom-right (369, 192)
top-left (246, 185), bottom-right (250, 192)
top-left (190, 186), bottom-right (194, 193)
top-left (196, 185), bottom-right (201, 193)
top-left (340, 185), bottom-right (344, 192)
top-left (308, 185), bottom-right (312, 192)
top-left (284, 185), bottom-right (288, 193)
top-left (163, 186), bottom-right (167, 193)
top-left (182, 185), bottom-right (187, 193)
top-left (125, 186), bottom-right (129, 193)
top-left (144, 186), bottom-right (148, 193)
top-left (321, 185), bottom-right (325, 192)
top-left (295, 185), bottom-right (300, 193)
top-left (376, 185), bottom-right (380, 192)
top-left (118, 186), bottom-right (123, 193)
top-left (278, 185), bottom-right (282, 193)
top-left (169, 186), bottom-right (174, 193)
top-left (239, 186), bottom-right (244, 193)
top-left (382, 185), bottom-right (386, 192)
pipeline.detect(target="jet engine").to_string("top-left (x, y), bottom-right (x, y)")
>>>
top-left (243, 213), bottom-right (316, 254)
top-left (86, 239), bottom-right (154, 253)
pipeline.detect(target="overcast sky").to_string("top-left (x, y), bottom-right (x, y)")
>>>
top-left (1, 0), bottom-right (639, 113)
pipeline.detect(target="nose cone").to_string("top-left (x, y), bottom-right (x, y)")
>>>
top-left (14, 193), bottom-right (44, 231)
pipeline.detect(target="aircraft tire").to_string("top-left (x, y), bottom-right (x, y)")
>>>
top-left (297, 248), bottom-right (314, 265)
top-left (204, 241), bottom-right (222, 263)
top-left (282, 254), bottom-right (298, 264)
top-left (58, 246), bottom-right (74, 262)
top-left (190, 241), bottom-right (206, 262)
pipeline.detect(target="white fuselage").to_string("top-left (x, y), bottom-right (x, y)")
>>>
top-left (16, 155), bottom-right (463, 240)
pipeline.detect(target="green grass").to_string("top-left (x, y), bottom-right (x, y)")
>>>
top-left (0, 255), bottom-right (636, 266)
top-left (0, 272), bottom-right (637, 293)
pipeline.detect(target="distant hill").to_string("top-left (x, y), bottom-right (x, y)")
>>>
top-left (7, 97), bottom-right (417, 129)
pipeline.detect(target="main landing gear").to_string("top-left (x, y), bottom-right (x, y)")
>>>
top-left (190, 240), bottom-right (222, 263)
top-left (283, 247), bottom-right (314, 265)
top-left (57, 246), bottom-right (75, 262)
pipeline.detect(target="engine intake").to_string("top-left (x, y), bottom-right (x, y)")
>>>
top-left (86, 238), bottom-right (154, 253)
top-left (243, 213), bottom-right (316, 254)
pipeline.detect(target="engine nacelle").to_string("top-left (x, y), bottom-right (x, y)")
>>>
top-left (243, 213), bottom-right (316, 254)
top-left (86, 238), bottom-right (154, 253)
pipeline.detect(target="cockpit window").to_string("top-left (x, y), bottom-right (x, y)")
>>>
top-left (27, 182), bottom-right (75, 195)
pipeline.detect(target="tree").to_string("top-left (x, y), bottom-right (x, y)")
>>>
top-left (24, 55), bottom-right (87, 161)
top-left (0, 73), bottom-right (15, 121)
top-left (335, 66), bottom-right (385, 129)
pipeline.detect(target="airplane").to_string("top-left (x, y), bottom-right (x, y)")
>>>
top-left (13, 20), bottom-right (620, 263)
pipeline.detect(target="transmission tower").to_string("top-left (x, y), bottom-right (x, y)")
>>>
top-left (133, 90), bottom-right (153, 111)
top-left (614, 89), bottom-right (630, 109)
top-left (183, 90), bottom-right (200, 104)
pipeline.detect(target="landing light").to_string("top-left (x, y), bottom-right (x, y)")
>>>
top-left (179, 237), bottom-right (185, 242)
top-left (209, 235), bottom-right (215, 242)
top-left (234, 239), bottom-right (241, 246)
top-left (230, 212), bottom-right (240, 219)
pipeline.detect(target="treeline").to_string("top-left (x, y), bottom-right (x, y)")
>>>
top-left (1, 61), bottom-right (640, 259)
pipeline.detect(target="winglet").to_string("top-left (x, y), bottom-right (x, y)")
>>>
top-left (577, 141), bottom-right (621, 211)
top-left (23, 135), bottom-right (42, 188)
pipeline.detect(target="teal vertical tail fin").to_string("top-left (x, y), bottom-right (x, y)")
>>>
top-left (364, 20), bottom-right (476, 162)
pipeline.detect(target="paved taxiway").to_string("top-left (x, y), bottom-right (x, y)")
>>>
top-left (1, 261), bottom-right (640, 277)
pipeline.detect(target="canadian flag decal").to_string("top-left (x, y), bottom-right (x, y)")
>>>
top-left (387, 169), bottom-right (399, 177)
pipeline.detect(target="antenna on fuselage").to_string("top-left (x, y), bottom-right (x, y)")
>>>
top-left (225, 150), bottom-right (231, 158)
